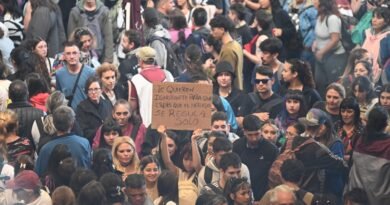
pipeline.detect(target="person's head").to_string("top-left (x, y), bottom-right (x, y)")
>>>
top-left (196, 193), bottom-right (228, 205)
top-left (112, 136), bottom-right (139, 170)
top-left (30, 38), bottom-right (48, 58)
top-left (269, 185), bottom-right (296, 205)
top-left (96, 63), bottom-right (120, 91)
top-left (192, 7), bottom-right (207, 27)
top-left (45, 91), bottom-right (67, 114)
top-left (71, 27), bottom-right (96, 52)
top-left (180, 142), bottom-right (194, 173)
top-left (136, 46), bottom-right (156, 66)
top-left (63, 41), bottom-right (81, 67)
top-left (379, 83), bottom-right (390, 111)
top-left (285, 122), bottom-right (305, 140)
top-left (255, 66), bottom-right (274, 94)
top-left (228, 3), bottom-right (246, 24)
top-left (123, 174), bottom-right (147, 205)
top-left (283, 59), bottom-right (315, 88)
top-left (283, 90), bottom-right (307, 118)
top-left (92, 148), bottom-right (114, 178)
top-left (243, 115), bottom-right (263, 145)
top-left (372, 7), bottom-right (390, 32)
top-left (339, 97), bottom-right (361, 127)
top-left (0, 109), bottom-right (18, 139)
top-left (352, 76), bottom-right (376, 104)
top-left (157, 0), bottom-right (175, 14)
top-left (299, 108), bottom-right (330, 137)
top-left (112, 99), bottom-right (133, 127)
top-left (353, 60), bottom-right (373, 81)
top-left (261, 120), bottom-right (280, 144)
top-left (51, 186), bottom-right (76, 205)
top-left (14, 155), bottom-right (34, 175)
top-left (259, 0), bottom-right (281, 10)
top-left (69, 168), bottom-right (97, 197)
top-left (184, 44), bottom-right (203, 69)
top-left (84, 75), bottom-right (102, 103)
top-left (214, 61), bottom-right (235, 89)
top-left (47, 144), bottom-right (72, 175)
top-left (142, 8), bottom-right (160, 28)
top-left (122, 29), bottom-right (142, 54)
top-left (206, 131), bottom-right (226, 154)
top-left (225, 177), bottom-right (252, 205)
top-left (204, 35), bottom-right (222, 54)
top-left (366, 106), bottom-right (388, 135)
top-left (212, 137), bottom-right (233, 167)
top-left (165, 130), bottom-right (179, 157)
top-left (176, 0), bottom-right (189, 9)
top-left (100, 118), bottom-right (122, 148)
top-left (77, 180), bottom-right (107, 205)
top-left (157, 170), bottom-right (178, 203)
top-left (99, 173), bottom-right (125, 204)
top-left (139, 155), bottom-right (161, 184)
top-left (211, 111), bottom-right (230, 134)
top-left (10, 47), bottom-right (30, 71)
top-left (169, 9), bottom-right (188, 30)
top-left (9, 80), bottom-right (28, 102)
top-left (280, 159), bottom-right (304, 184)
top-left (344, 188), bottom-right (369, 205)
top-left (259, 38), bottom-right (283, 65)
top-left (53, 105), bottom-right (75, 133)
top-left (343, 48), bottom-right (372, 77)
top-left (219, 152), bottom-right (242, 182)
top-left (325, 83), bottom-right (346, 111)
top-left (209, 15), bottom-right (235, 40)
top-left (7, 170), bottom-right (42, 203)
top-left (255, 9), bottom-right (273, 32)
top-left (314, 0), bottom-right (340, 17)
top-left (25, 72), bottom-right (50, 98)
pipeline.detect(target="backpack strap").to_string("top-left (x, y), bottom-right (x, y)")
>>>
top-left (293, 138), bottom-right (315, 152)
top-left (207, 183), bottom-right (223, 196)
top-left (204, 166), bottom-right (213, 184)
top-left (130, 121), bottom-right (141, 141)
top-left (248, 92), bottom-right (261, 106)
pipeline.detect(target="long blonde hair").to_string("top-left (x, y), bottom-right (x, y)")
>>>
top-left (0, 109), bottom-right (18, 148)
top-left (112, 136), bottom-right (139, 173)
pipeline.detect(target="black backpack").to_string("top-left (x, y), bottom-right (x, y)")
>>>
top-left (147, 36), bottom-right (185, 77)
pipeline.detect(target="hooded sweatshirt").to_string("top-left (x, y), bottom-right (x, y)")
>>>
top-left (30, 93), bottom-right (50, 113)
top-left (144, 25), bottom-right (171, 70)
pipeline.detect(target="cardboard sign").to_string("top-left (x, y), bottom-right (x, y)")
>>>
top-left (152, 82), bottom-right (212, 130)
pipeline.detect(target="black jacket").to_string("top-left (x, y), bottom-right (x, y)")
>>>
top-left (8, 101), bottom-right (44, 142)
top-left (76, 98), bottom-right (112, 143)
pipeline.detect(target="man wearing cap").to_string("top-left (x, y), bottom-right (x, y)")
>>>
top-left (2, 170), bottom-right (52, 204)
top-left (213, 61), bottom-right (246, 116)
top-left (131, 46), bottom-right (173, 127)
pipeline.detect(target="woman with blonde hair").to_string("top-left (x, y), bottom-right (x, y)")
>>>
top-left (112, 136), bottom-right (140, 181)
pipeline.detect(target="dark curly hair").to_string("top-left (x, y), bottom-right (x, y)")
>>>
top-left (285, 58), bottom-right (315, 88)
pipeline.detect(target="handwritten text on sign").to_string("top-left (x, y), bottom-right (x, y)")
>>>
top-left (152, 83), bottom-right (212, 130)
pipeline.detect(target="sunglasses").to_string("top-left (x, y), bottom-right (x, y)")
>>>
top-left (254, 78), bottom-right (270, 84)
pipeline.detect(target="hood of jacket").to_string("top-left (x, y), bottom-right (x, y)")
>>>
top-left (144, 24), bottom-right (171, 41)
top-left (195, 27), bottom-right (211, 37)
top-left (206, 157), bottom-right (219, 172)
top-left (77, 0), bottom-right (105, 11)
top-left (30, 93), bottom-right (50, 112)
top-left (140, 66), bottom-right (167, 83)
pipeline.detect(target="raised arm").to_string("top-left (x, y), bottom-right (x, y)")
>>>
top-left (157, 125), bottom-right (179, 176)
top-left (191, 129), bottom-right (203, 174)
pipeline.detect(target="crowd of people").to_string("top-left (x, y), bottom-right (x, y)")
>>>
top-left (0, 0), bottom-right (389, 204)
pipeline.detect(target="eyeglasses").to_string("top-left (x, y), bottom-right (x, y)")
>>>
top-left (254, 78), bottom-right (270, 84)
top-left (88, 88), bottom-right (101, 93)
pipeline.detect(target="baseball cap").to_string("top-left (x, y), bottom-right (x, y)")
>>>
top-left (7, 170), bottom-right (41, 190)
top-left (298, 108), bottom-right (329, 127)
top-left (136, 46), bottom-right (156, 62)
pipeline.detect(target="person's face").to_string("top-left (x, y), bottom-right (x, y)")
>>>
top-left (113, 104), bottom-right (131, 126)
top-left (326, 89), bottom-right (343, 110)
top-left (121, 36), bottom-right (133, 54)
top-left (124, 187), bottom-right (146, 205)
top-left (214, 150), bottom-right (228, 167)
top-left (244, 130), bottom-right (262, 145)
top-left (282, 63), bottom-right (297, 83)
top-left (260, 52), bottom-right (275, 65)
top-left (103, 130), bottom-right (119, 146)
top-left (222, 166), bottom-right (241, 181)
top-left (211, 27), bottom-right (225, 40)
top-left (207, 136), bottom-right (217, 154)
top-left (80, 35), bottom-right (93, 52)
top-left (164, 0), bottom-right (175, 12)
top-left (372, 14), bottom-right (386, 31)
top-left (142, 162), bottom-right (160, 183)
top-left (211, 120), bottom-right (230, 134)
top-left (255, 73), bottom-right (272, 94)
top-left (116, 143), bottom-right (134, 164)
top-left (182, 155), bottom-right (194, 172)
top-left (341, 108), bottom-right (355, 125)
top-left (380, 91), bottom-right (390, 110)
top-left (353, 86), bottom-right (367, 103)
top-left (313, 0), bottom-right (319, 9)
top-left (101, 70), bottom-right (116, 91)
top-left (286, 99), bottom-right (300, 115)
top-left (166, 137), bottom-right (177, 157)
top-left (354, 63), bottom-right (369, 78)
top-left (231, 187), bottom-right (252, 205)
top-left (228, 10), bottom-right (237, 23)
top-left (64, 45), bottom-right (81, 66)
top-left (285, 126), bottom-right (298, 139)
top-left (87, 82), bottom-right (102, 103)
top-left (217, 72), bottom-right (233, 88)
top-left (259, 0), bottom-right (270, 9)
top-left (273, 191), bottom-right (296, 205)
top-left (261, 124), bottom-right (278, 143)
top-left (34, 40), bottom-right (47, 58)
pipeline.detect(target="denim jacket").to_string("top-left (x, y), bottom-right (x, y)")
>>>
top-left (298, 5), bottom-right (317, 48)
